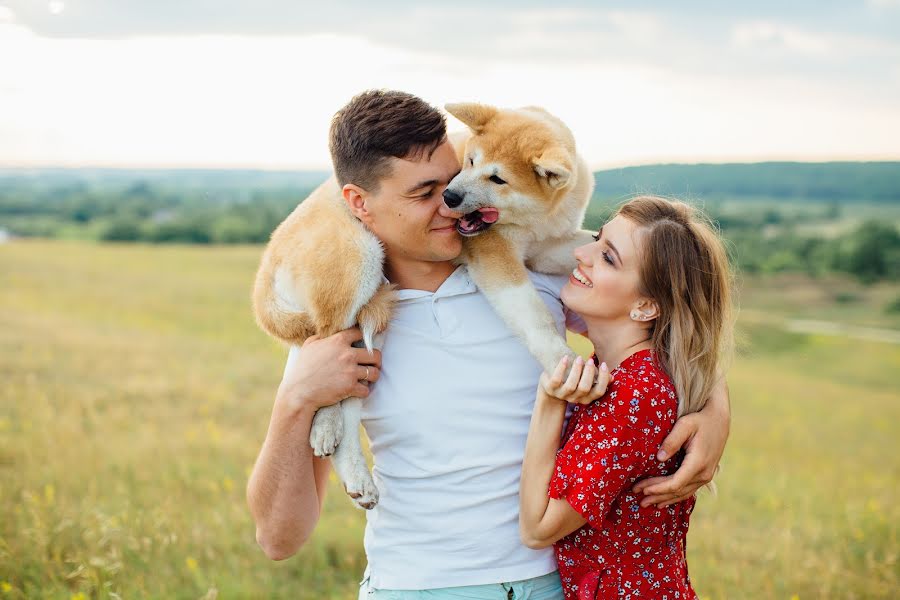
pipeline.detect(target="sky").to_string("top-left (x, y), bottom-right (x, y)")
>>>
top-left (1, 0), bottom-right (899, 169)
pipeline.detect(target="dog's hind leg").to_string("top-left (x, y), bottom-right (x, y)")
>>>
top-left (331, 285), bottom-right (393, 509)
top-left (331, 397), bottom-right (378, 509)
top-left (310, 404), bottom-right (344, 457)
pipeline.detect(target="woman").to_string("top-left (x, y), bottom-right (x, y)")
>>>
top-left (519, 195), bottom-right (733, 599)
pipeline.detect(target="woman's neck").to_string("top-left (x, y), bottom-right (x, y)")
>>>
top-left (584, 317), bottom-right (653, 371)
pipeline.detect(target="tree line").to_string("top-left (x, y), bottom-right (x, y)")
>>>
top-left (1, 164), bottom-right (898, 283)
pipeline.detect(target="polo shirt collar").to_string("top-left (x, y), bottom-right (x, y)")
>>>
top-left (385, 265), bottom-right (477, 302)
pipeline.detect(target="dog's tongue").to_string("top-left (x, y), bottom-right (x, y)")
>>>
top-left (479, 207), bottom-right (499, 224)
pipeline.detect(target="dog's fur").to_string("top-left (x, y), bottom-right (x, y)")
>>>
top-left (252, 103), bottom-right (594, 509)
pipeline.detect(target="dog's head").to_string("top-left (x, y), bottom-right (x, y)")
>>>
top-left (443, 103), bottom-right (578, 237)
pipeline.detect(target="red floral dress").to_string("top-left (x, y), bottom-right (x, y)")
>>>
top-left (548, 349), bottom-right (697, 600)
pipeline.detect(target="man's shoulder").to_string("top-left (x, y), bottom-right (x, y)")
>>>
top-left (526, 269), bottom-right (567, 299)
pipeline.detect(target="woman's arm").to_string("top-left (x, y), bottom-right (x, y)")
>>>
top-left (520, 390), bottom-right (589, 548)
top-left (519, 356), bottom-right (602, 548)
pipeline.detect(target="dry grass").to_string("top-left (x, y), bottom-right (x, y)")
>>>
top-left (1, 240), bottom-right (897, 599)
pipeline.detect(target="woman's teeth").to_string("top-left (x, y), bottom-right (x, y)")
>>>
top-left (572, 268), bottom-right (592, 287)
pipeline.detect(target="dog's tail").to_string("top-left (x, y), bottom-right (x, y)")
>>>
top-left (355, 283), bottom-right (395, 352)
top-left (252, 259), bottom-right (317, 345)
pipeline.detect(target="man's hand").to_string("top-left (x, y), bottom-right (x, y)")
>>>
top-left (632, 382), bottom-right (731, 507)
top-left (539, 355), bottom-right (611, 406)
top-left (278, 328), bottom-right (382, 414)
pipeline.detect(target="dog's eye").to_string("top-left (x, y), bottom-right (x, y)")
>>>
top-left (469, 156), bottom-right (474, 167)
top-left (489, 175), bottom-right (507, 185)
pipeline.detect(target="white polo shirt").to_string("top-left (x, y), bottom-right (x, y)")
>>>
top-left (290, 266), bottom-right (582, 589)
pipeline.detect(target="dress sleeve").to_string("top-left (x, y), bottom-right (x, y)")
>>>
top-left (547, 374), bottom-right (667, 529)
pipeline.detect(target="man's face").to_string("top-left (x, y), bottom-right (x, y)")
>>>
top-left (361, 139), bottom-right (464, 265)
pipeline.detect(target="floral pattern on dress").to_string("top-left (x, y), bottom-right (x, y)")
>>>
top-left (549, 349), bottom-right (698, 600)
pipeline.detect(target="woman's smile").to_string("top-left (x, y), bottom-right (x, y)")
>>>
top-left (569, 265), bottom-right (593, 288)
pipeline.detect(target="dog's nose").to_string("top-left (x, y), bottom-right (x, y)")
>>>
top-left (442, 189), bottom-right (464, 209)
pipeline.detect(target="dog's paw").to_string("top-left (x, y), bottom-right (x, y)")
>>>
top-left (344, 467), bottom-right (379, 510)
top-left (309, 406), bottom-right (344, 457)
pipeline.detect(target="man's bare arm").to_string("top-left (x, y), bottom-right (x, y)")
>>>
top-left (246, 328), bottom-right (381, 560)
top-left (632, 378), bottom-right (731, 507)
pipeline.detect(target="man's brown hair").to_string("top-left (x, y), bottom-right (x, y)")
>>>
top-left (329, 90), bottom-right (447, 192)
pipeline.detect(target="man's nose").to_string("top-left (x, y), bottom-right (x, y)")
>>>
top-left (442, 189), bottom-right (464, 209)
top-left (438, 202), bottom-right (464, 219)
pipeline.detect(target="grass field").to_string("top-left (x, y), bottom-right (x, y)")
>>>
top-left (1, 240), bottom-right (898, 599)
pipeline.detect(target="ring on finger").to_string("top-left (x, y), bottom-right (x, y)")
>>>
top-left (364, 366), bottom-right (370, 381)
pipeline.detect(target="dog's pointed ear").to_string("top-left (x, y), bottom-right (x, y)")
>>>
top-left (445, 103), bottom-right (498, 133)
top-left (533, 147), bottom-right (573, 190)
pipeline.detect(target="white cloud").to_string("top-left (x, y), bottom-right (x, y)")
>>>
top-left (867, 0), bottom-right (900, 8)
top-left (731, 19), bottom-right (900, 60)
top-left (0, 15), bottom-right (898, 169)
top-left (732, 21), bottom-right (831, 55)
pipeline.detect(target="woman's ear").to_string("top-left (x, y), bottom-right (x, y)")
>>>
top-left (343, 184), bottom-right (372, 225)
top-left (630, 299), bottom-right (660, 322)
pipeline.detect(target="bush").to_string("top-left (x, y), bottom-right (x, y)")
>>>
top-left (100, 218), bottom-right (143, 241)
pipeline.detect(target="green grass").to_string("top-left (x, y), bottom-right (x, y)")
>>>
top-left (1, 240), bottom-right (898, 599)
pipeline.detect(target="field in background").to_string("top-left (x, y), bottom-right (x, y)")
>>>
top-left (1, 241), bottom-right (898, 599)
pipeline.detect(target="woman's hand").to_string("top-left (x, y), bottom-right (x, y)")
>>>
top-left (539, 355), bottom-right (611, 405)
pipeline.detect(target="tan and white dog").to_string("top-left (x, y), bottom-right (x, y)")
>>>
top-left (252, 103), bottom-right (594, 510)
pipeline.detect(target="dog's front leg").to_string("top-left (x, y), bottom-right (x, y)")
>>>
top-left (525, 229), bottom-right (597, 275)
top-left (331, 396), bottom-right (378, 510)
top-left (464, 233), bottom-right (573, 373)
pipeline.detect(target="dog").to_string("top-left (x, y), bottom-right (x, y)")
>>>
top-left (252, 103), bottom-right (594, 510)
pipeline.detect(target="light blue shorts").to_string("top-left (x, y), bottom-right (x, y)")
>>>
top-left (358, 570), bottom-right (563, 600)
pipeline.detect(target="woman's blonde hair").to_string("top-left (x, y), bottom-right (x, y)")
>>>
top-left (617, 195), bottom-right (734, 417)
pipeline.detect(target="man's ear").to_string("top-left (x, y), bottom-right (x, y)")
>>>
top-left (445, 103), bottom-right (498, 134)
top-left (342, 184), bottom-right (372, 225)
top-left (533, 146), bottom-right (573, 190)
top-left (632, 299), bottom-right (660, 322)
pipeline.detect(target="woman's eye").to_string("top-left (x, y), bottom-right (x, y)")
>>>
top-left (592, 232), bottom-right (600, 241)
top-left (420, 190), bottom-right (433, 198)
top-left (602, 250), bottom-right (614, 265)
top-left (489, 175), bottom-right (506, 185)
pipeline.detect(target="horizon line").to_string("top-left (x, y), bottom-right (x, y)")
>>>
top-left (2, 155), bottom-right (900, 172)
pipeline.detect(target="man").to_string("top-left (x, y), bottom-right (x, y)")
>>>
top-left (247, 90), bottom-right (730, 598)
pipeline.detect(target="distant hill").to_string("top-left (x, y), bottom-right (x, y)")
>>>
top-left (592, 162), bottom-right (900, 203)
top-left (1, 161), bottom-right (898, 204)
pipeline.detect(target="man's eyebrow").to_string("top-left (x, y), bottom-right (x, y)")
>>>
top-left (405, 179), bottom-right (439, 194)
top-left (404, 170), bottom-right (461, 195)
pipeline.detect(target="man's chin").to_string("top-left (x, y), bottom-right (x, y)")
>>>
top-left (432, 237), bottom-right (463, 262)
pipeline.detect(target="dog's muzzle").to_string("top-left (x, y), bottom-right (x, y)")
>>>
top-left (442, 189), bottom-right (464, 209)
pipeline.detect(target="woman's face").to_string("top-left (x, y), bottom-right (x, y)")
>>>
top-left (561, 214), bottom-right (648, 321)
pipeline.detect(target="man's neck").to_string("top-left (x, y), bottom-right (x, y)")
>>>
top-left (384, 257), bottom-right (458, 293)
